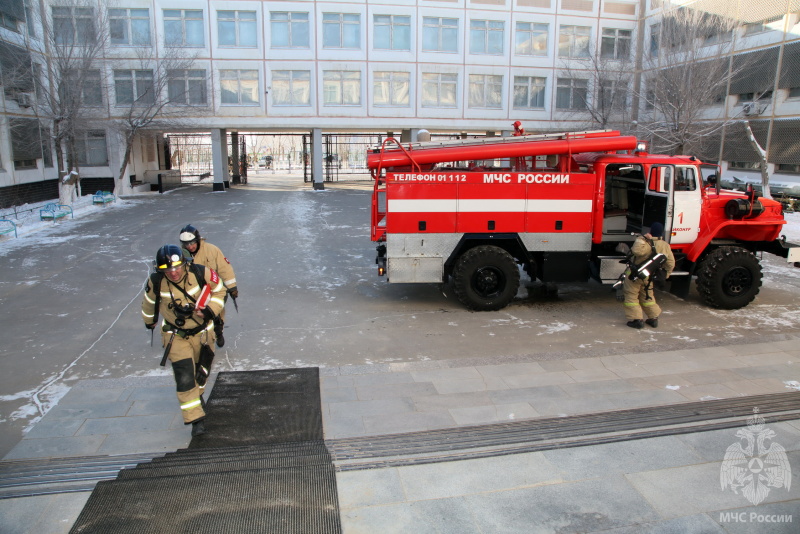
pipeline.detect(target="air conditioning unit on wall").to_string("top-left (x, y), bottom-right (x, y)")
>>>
top-left (742, 102), bottom-right (757, 116)
top-left (16, 92), bottom-right (32, 107)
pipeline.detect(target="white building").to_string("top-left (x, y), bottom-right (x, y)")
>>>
top-left (1, 0), bottom-right (799, 204)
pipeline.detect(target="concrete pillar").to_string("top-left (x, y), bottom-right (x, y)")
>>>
top-left (211, 129), bottom-right (228, 192)
top-left (311, 128), bottom-right (324, 190)
top-left (230, 131), bottom-right (240, 185)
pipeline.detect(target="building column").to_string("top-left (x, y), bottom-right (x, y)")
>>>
top-left (311, 128), bottom-right (324, 190)
top-left (211, 128), bottom-right (228, 192)
top-left (230, 131), bottom-right (240, 185)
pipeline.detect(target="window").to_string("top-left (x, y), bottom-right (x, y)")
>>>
top-left (558, 25), bottom-right (590, 58)
top-left (599, 80), bottom-right (628, 110)
top-left (75, 131), bottom-right (108, 166)
top-left (777, 163), bottom-right (800, 174)
top-left (322, 13), bottom-right (360, 49)
top-left (10, 119), bottom-right (42, 169)
top-left (0, 11), bottom-right (19, 32)
top-left (470, 20), bottom-right (504, 55)
top-left (556, 77), bottom-right (587, 109)
top-left (220, 70), bottom-right (258, 105)
top-left (674, 167), bottom-right (697, 191)
top-left (422, 73), bottom-right (457, 107)
top-left (738, 91), bottom-right (772, 103)
top-left (422, 17), bottom-right (458, 52)
top-left (270, 12), bottom-right (309, 48)
top-left (163, 9), bottom-right (204, 47)
top-left (62, 69), bottom-right (103, 106)
top-left (469, 74), bottom-right (502, 108)
top-left (513, 76), bottom-right (546, 109)
top-left (272, 70), bottom-right (311, 106)
top-left (218, 10), bottom-right (256, 47)
top-left (649, 24), bottom-right (659, 57)
top-left (168, 69), bottom-right (207, 105)
top-left (374, 15), bottom-right (410, 51)
top-left (373, 71), bottom-right (409, 106)
top-left (729, 161), bottom-right (761, 170)
top-left (744, 18), bottom-right (781, 35)
top-left (600, 28), bottom-right (631, 60)
top-left (109, 8), bottom-right (150, 46)
top-left (515, 22), bottom-right (548, 56)
top-left (789, 87), bottom-right (800, 99)
top-left (52, 6), bottom-right (95, 45)
top-left (323, 71), bottom-right (361, 105)
top-left (114, 69), bottom-right (154, 105)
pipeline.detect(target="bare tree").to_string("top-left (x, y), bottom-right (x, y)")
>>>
top-left (109, 45), bottom-right (206, 196)
top-left (558, 42), bottom-right (635, 131)
top-left (25, 0), bottom-right (110, 204)
top-left (637, 5), bottom-right (745, 155)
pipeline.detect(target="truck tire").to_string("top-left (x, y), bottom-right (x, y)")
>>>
top-left (696, 246), bottom-right (762, 309)
top-left (453, 245), bottom-right (520, 311)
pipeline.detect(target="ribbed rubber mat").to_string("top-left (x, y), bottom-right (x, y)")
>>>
top-left (190, 368), bottom-right (323, 449)
top-left (69, 369), bottom-right (341, 534)
top-left (70, 463), bottom-right (340, 533)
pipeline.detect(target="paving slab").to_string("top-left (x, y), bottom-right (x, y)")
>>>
top-left (464, 476), bottom-right (661, 534)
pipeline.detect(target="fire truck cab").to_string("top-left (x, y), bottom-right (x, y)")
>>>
top-left (368, 130), bottom-right (800, 311)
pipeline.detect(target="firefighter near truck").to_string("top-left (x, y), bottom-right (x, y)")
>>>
top-left (367, 129), bottom-right (800, 312)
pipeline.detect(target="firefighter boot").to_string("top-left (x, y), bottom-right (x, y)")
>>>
top-left (645, 317), bottom-right (659, 328)
top-left (626, 319), bottom-right (644, 329)
top-left (191, 418), bottom-right (206, 436)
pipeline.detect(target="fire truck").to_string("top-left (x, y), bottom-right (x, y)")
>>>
top-left (368, 129), bottom-right (800, 311)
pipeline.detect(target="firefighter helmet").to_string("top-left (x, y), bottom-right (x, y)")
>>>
top-left (179, 224), bottom-right (200, 246)
top-left (155, 244), bottom-right (186, 271)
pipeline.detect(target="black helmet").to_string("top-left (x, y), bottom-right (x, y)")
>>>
top-left (155, 244), bottom-right (186, 271)
top-left (179, 224), bottom-right (200, 246)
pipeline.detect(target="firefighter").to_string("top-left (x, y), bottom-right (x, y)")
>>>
top-left (622, 222), bottom-right (675, 329)
top-left (142, 244), bottom-right (226, 436)
top-left (179, 224), bottom-right (238, 348)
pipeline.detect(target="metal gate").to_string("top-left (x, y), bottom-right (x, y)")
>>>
top-left (302, 133), bottom-right (385, 183)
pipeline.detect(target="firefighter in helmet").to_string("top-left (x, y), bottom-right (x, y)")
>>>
top-left (142, 244), bottom-right (226, 436)
top-left (179, 224), bottom-right (238, 348)
top-left (622, 222), bottom-right (675, 329)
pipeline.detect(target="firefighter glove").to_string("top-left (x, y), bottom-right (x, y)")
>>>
top-left (145, 323), bottom-right (156, 330)
top-left (228, 287), bottom-right (239, 299)
top-left (200, 307), bottom-right (214, 321)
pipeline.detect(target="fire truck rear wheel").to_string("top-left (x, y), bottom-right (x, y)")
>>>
top-left (453, 245), bottom-right (520, 311)
top-left (696, 246), bottom-right (762, 309)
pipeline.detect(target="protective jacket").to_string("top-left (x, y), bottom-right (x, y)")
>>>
top-left (189, 239), bottom-right (237, 290)
top-left (141, 264), bottom-right (226, 332)
top-left (141, 265), bottom-right (226, 424)
top-left (630, 235), bottom-right (675, 278)
top-left (622, 235), bottom-right (676, 322)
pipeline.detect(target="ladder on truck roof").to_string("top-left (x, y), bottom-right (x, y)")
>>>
top-left (368, 129), bottom-right (622, 154)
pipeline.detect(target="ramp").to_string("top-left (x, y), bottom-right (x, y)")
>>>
top-left (69, 369), bottom-right (340, 534)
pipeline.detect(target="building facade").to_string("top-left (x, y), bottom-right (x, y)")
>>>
top-left (1, 0), bottom-right (799, 205)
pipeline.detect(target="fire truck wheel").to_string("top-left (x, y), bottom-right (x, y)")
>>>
top-left (696, 246), bottom-right (762, 309)
top-left (453, 246), bottom-right (520, 311)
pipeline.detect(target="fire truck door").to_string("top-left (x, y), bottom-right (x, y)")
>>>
top-left (668, 166), bottom-right (701, 244)
top-left (643, 165), bottom-right (671, 234)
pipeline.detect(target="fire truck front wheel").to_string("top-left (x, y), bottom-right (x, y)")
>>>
top-left (696, 246), bottom-right (762, 309)
top-left (453, 246), bottom-right (520, 311)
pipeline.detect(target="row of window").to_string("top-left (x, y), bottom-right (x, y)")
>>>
top-left (67, 67), bottom-right (614, 110)
top-left (74, 67), bottom-right (800, 111)
top-left (53, 7), bottom-right (632, 59)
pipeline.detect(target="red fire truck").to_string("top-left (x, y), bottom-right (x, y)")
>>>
top-left (368, 130), bottom-right (799, 311)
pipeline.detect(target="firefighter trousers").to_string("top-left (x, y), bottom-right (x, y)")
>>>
top-left (162, 328), bottom-right (216, 424)
top-left (622, 277), bottom-right (661, 321)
